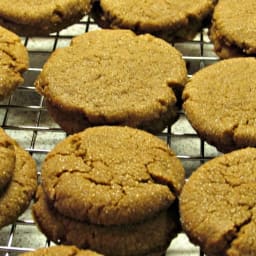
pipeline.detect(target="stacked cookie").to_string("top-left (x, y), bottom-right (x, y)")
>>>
top-left (90, 0), bottom-right (217, 41)
top-left (0, 0), bottom-right (91, 36)
top-left (0, 25), bottom-right (28, 100)
top-left (35, 29), bottom-right (187, 134)
top-left (0, 128), bottom-right (37, 229)
top-left (33, 126), bottom-right (185, 256)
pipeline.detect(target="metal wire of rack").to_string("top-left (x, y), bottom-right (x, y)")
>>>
top-left (0, 15), bottom-right (221, 256)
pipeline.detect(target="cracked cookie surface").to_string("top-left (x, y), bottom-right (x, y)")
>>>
top-left (180, 147), bottom-right (256, 256)
top-left (35, 29), bottom-right (187, 134)
top-left (0, 26), bottom-right (28, 100)
top-left (0, 130), bottom-right (37, 228)
top-left (20, 245), bottom-right (103, 256)
top-left (210, 0), bottom-right (256, 58)
top-left (183, 57), bottom-right (256, 153)
top-left (0, 128), bottom-right (16, 191)
top-left (0, 0), bottom-right (91, 36)
top-left (41, 126), bottom-right (185, 225)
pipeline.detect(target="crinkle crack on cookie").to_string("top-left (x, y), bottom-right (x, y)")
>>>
top-left (0, 26), bottom-right (28, 100)
top-left (210, 0), bottom-right (256, 59)
top-left (0, 0), bottom-right (91, 36)
top-left (180, 147), bottom-right (256, 256)
top-left (35, 29), bottom-right (187, 134)
top-left (90, 0), bottom-right (217, 41)
top-left (41, 126), bottom-right (185, 225)
top-left (183, 57), bottom-right (256, 153)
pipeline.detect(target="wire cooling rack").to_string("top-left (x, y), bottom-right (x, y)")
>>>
top-left (0, 15), bottom-right (221, 256)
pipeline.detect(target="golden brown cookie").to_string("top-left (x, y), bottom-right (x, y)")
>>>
top-left (33, 186), bottom-right (180, 256)
top-left (183, 57), bottom-right (256, 153)
top-left (210, 0), bottom-right (256, 59)
top-left (0, 129), bottom-right (37, 229)
top-left (90, 0), bottom-right (217, 41)
top-left (180, 147), bottom-right (256, 256)
top-left (0, 26), bottom-right (28, 100)
top-left (35, 29), bottom-right (187, 134)
top-left (41, 126), bottom-right (185, 225)
top-left (0, 0), bottom-right (91, 36)
top-left (0, 128), bottom-right (16, 191)
top-left (20, 245), bottom-right (103, 256)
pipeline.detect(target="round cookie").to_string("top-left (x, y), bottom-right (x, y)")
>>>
top-left (90, 0), bottom-right (217, 41)
top-left (210, 0), bottom-right (256, 59)
top-left (33, 186), bottom-right (180, 256)
top-left (182, 57), bottom-right (256, 153)
top-left (20, 245), bottom-right (103, 256)
top-left (0, 133), bottom-right (37, 228)
top-left (0, 0), bottom-right (91, 36)
top-left (35, 29), bottom-right (187, 134)
top-left (0, 26), bottom-right (28, 100)
top-left (0, 128), bottom-right (16, 191)
top-left (41, 126), bottom-right (185, 225)
top-left (180, 147), bottom-right (256, 256)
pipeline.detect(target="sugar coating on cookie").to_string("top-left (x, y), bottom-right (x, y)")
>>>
top-left (0, 139), bottom-right (37, 228)
top-left (91, 0), bottom-right (216, 41)
top-left (210, 0), bottom-right (256, 58)
top-left (20, 245), bottom-right (103, 256)
top-left (183, 57), bottom-right (256, 153)
top-left (0, 0), bottom-right (91, 36)
top-left (180, 147), bottom-right (256, 256)
top-left (0, 26), bottom-right (28, 99)
top-left (0, 128), bottom-right (16, 191)
top-left (41, 126), bottom-right (185, 225)
top-left (35, 29), bottom-right (187, 134)
top-left (33, 186), bottom-right (180, 256)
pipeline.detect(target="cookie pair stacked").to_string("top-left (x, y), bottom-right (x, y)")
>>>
top-left (33, 126), bottom-right (185, 256)
top-left (0, 128), bottom-right (37, 229)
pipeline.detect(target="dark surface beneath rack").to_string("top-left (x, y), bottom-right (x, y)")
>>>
top-left (0, 15), bottom-right (221, 256)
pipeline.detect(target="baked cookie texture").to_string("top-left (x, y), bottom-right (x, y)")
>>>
top-left (90, 0), bottom-right (217, 41)
top-left (0, 129), bottom-right (16, 191)
top-left (0, 26), bottom-right (28, 100)
top-left (180, 147), bottom-right (256, 256)
top-left (183, 57), bottom-right (256, 153)
top-left (210, 0), bottom-right (256, 59)
top-left (20, 245), bottom-right (103, 256)
top-left (0, 128), bottom-right (37, 229)
top-left (35, 29), bottom-right (187, 134)
top-left (33, 126), bottom-right (185, 255)
top-left (0, 0), bottom-right (91, 36)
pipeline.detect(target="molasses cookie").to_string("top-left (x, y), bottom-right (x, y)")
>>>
top-left (183, 57), bottom-right (256, 153)
top-left (90, 0), bottom-right (217, 41)
top-left (0, 128), bottom-right (16, 191)
top-left (33, 186), bottom-right (180, 256)
top-left (35, 29), bottom-right (187, 134)
top-left (0, 0), bottom-right (91, 36)
top-left (210, 0), bottom-right (256, 59)
top-left (20, 245), bottom-right (103, 256)
top-left (0, 26), bottom-right (28, 100)
top-left (180, 147), bottom-right (256, 256)
top-left (40, 126), bottom-right (185, 225)
top-left (0, 130), bottom-right (37, 228)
